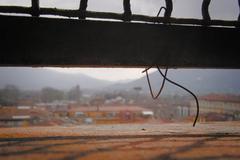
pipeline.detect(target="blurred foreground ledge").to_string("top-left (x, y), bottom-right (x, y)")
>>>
top-left (0, 122), bottom-right (239, 160)
top-left (0, 122), bottom-right (239, 138)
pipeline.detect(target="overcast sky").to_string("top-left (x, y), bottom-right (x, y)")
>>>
top-left (0, 0), bottom-right (239, 81)
top-left (1, 0), bottom-right (238, 19)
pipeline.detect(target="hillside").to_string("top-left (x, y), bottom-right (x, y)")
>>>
top-left (1, 68), bottom-right (240, 94)
top-left (109, 69), bottom-right (240, 95)
top-left (0, 67), bottom-right (113, 90)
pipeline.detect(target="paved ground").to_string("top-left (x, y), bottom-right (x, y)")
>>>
top-left (0, 122), bottom-right (239, 160)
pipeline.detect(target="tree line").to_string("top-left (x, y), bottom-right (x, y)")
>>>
top-left (0, 85), bottom-right (81, 106)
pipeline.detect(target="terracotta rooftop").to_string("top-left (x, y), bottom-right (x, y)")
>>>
top-left (69, 105), bottom-right (152, 112)
top-left (200, 94), bottom-right (240, 103)
top-left (0, 107), bottom-right (49, 120)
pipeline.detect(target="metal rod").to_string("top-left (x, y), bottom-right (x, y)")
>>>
top-left (31, 0), bottom-right (39, 17)
top-left (164, 0), bottom-right (173, 19)
top-left (238, 0), bottom-right (240, 22)
top-left (123, 0), bottom-right (131, 22)
top-left (0, 6), bottom-right (238, 27)
top-left (79, 0), bottom-right (88, 19)
top-left (202, 0), bottom-right (211, 24)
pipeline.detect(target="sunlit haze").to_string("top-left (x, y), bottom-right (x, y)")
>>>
top-left (47, 67), bottom-right (156, 82)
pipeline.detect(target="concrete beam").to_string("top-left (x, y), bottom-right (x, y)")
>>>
top-left (0, 15), bottom-right (239, 68)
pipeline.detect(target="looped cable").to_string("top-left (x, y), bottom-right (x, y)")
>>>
top-left (156, 66), bottom-right (199, 127)
top-left (142, 66), bottom-right (168, 99)
top-left (143, 66), bottom-right (199, 127)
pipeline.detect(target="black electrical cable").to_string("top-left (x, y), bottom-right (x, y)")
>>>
top-left (156, 7), bottom-right (166, 18)
top-left (156, 66), bottom-right (199, 127)
top-left (142, 2), bottom-right (199, 127)
top-left (143, 67), bottom-right (168, 99)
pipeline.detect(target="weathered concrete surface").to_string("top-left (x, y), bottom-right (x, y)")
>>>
top-left (0, 122), bottom-right (239, 160)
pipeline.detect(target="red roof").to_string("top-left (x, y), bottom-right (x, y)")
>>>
top-left (69, 105), bottom-right (151, 112)
top-left (0, 107), bottom-right (49, 120)
top-left (200, 94), bottom-right (240, 103)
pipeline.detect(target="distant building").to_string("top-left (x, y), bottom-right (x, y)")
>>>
top-left (17, 99), bottom-right (34, 106)
top-left (142, 111), bottom-right (154, 118)
top-left (0, 106), bottom-right (50, 127)
top-left (17, 106), bottom-right (31, 109)
top-left (190, 94), bottom-right (240, 121)
top-left (104, 96), bottom-right (126, 105)
top-left (177, 106), bottom-right (190, 118)
top-left (68, 105), bottom-right (154, 124)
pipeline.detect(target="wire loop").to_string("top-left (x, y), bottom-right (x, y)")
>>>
top-left (143, 66), bottom-right (199, 127)
top-left (142, 66), bottom-right (168, 99)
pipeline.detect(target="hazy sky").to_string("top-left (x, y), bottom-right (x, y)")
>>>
top-left (47, 67), bottom-right (150, 82)
top-left (0, 0), bottom-right (239, 81)
top-left (1, 0), bottom-right (238, 19)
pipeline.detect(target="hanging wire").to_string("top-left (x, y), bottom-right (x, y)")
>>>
top-left (156, 66), bottom-right (199, 127)
top-left (142, 66), bottom-right (199, 127)
top-left (142, 67), bottom-right (168, 99)
top-left (155, 0), bottom-right (173, 24)
top-left (156, 7), bottom-right (166, 18)
top-left (142, 1), bottom-right (199, 126)
top-left (155, 6), bottom-right (166, 24)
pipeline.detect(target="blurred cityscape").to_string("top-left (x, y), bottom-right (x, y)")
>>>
top-left (0, 68), bottom-right (240, 127)
top-left (0, 83), bottom-right (240, 127)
